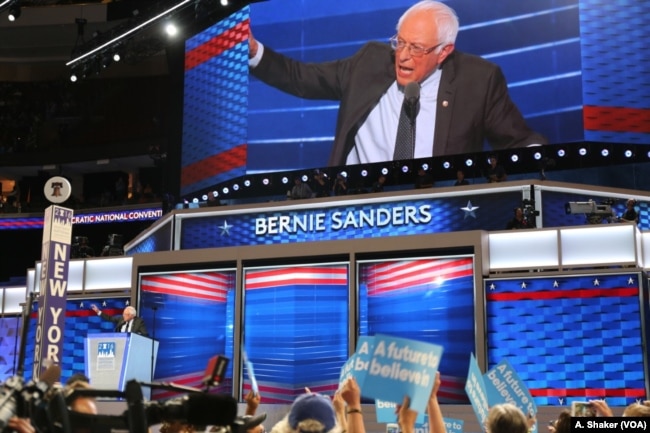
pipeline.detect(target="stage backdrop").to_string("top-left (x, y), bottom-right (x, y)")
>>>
top-left (486, 273), bottom-right (649, 407)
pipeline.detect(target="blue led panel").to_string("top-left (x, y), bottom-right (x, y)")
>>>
top-left (486, 273), bottom-right (648, 406)
top-left (358, 256), bottom-right (476, 404)
top-left (243, 263), bottom-right (349, 402)
top-left (138, 270), bottom-right (236, 399)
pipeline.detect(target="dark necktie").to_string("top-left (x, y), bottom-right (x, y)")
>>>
top-left (393, 99), bottom-right (415, 160)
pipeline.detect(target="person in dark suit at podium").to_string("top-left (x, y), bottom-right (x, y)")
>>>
top-left (90, 304), bottom-right (148, 336)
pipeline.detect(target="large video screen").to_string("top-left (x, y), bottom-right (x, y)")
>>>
top-left (242, 263), bottom-right (349, 402)
top-left (181, 0), bottom-right (650, 197)
top-left (486, 273), bottom-right (648, 406)
top-left (138, 269), bottom-right (236, 399)
top-left (357, 255), bottom-right (476, 404)
top-left (23, 296), bottom-right (130, 384)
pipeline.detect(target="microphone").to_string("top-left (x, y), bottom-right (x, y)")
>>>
top-left (404, 81), bottom-right (420, 122)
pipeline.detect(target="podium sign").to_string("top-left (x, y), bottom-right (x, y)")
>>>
top-left (85, 333), bottom-right (159, 399)
top-left (33, 205), bottom-right (73, 379)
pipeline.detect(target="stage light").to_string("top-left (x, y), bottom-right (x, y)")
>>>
top-left (165, 22), bottom-right (178, 37)
top-left (557, 149), bottom-right (566, 157)
top-left (533, 152), bottom-right (542, 160)
top-left (7, 4), bottom-right (21, 22)
top-left (70, 73), bottom-right (78, 82)
top-left (212, 190), bottom-right (219, 197)
top-left (233, 184), bottom-right (239, 191)
top-left (442, 161), bottom-right (450, 169)
top-left (262, 178), bottom-right (270, 186)
top-left (624, 149), bottom-right (633, 158)
top-left (113, 52), bottom-right (121, 62)
top-left (220, 0), bottom-right (228, 5)
top-left (202, 194), bottom-right (208, 201)
top-left (192, 198), bottom-right (199, 203)
top-left (340, 171), bottom-right (348, 178)
top-left (244, 179), bottom-right (251, 187)
top-left (601, 149), bottom-right (609, 157)
top-left (381, 167), bottom-right (388, 175)
top-left (301, 174), bottom-right (308, 182)
top-left (401, 165), bottom-right (409, 173)
top-left (510, 154), bottom-right (519, 163)
top-left (465, 158), bottom-right (473, 167)
top-left (360, 169), bottom-right (368, 177)
top-left (578, 147), bottom-right (587, 156)
top-left (421, 163), bottom-right (429, 171)
top-left (222, 187), bottom-right (229, 194)
top-left (281, 176), bottom-right (289, 184)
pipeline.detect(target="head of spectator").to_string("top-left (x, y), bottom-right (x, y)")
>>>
top-left (269, 393), bottom-right (341, 433)
top-left (454, 169), bottom-right (468, 185)
top-left (66, 372), bottom-right (90, 386)
top-left (65, 380), bottom-right (98, 415)
top-left (623, 401), bottom-right (650, 417)
top-left (549, 409), bottom-right (571, 433)
top-left (485, 403), bottom-right (528, 433)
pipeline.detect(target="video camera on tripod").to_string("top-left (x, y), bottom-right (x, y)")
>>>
top-left (565, 200), bottom-right (615, 224)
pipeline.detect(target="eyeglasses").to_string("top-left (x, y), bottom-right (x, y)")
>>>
top-left (389, 35), bottom-right (442, 57)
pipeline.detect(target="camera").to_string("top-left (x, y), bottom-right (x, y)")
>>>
top-left (571, 401), bottom-right (596, 417)
top-left (0, 366), bottom-right (61, 433)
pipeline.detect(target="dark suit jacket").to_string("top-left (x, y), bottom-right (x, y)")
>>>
top-left (99, 312), bottom-right (148, 336)
top-left (252, 42), bottom-right (547, 166)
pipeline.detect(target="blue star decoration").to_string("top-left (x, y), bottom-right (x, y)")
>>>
top-left (219, 220), bottom-right (232, 236)
top-left (461, 200), bottom-right (479, 219)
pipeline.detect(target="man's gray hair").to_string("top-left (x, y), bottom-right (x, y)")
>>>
top-left (397, 0), bottom-right (459, 46)
top-left (124, 306), bottom-right (137, 315)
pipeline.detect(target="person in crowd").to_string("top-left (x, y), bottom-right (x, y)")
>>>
top-left (414, 168), bottom-right (434, 189)
top-left (396, 371), bottom-right (446, 433)
top-left (484, 403), bottom-right (529, 433)
top-left (290, 176), bottom-right (314, 200)
top-left (90, 304), bottom-right (148, 336)
top-left (547, 409), bottom-right (571, 433)
top-left (506, 207), bottom-right (532, 230)
top-left (332, 173), bottom-right (348, 196)
top-left (6, 417), bottom-right (35, 433)
top-left (65, 379), bottom-right (98, 415)
top-left (248, 1), bottom-right (546, 166)
top-left (453, 169), bottom-right (469, 186)
top-left (66, 372), bottom-right (91, 386)
top-left (618, 198), bottom-right (639, 223)
top-left (589, 399), bottom-right (650, 417)
top-left (371, 175), bottom-right (387, 193)
top-left (486, 155), bottom-right (507, 183)
top-left (268, 391), bottom-right (342, 433)
top-left (311, 170), bottom-right (331, 198)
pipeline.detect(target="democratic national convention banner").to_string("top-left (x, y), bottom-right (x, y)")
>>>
top-left (465, 355), bottom-right (537, 433)
top-left (340, 334), bottom-right (443, 414)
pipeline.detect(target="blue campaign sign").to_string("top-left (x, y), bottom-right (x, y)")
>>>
top-left (444, 417), bottom-right (464, 433)
top-left (340, 336), bottom-right (376, 388)
top-left (375, 399), bottom-right (425, 426)
top-left (465, 353), bottom-right (489, 427)
top-left (357, 334), bottom-right (443, 413)
top-left (484, 359), bottom-right (537, 420)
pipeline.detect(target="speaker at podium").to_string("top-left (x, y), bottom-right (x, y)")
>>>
top-left (84, 333), bottom-right (159, 399)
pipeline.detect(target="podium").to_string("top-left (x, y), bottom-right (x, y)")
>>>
top-left (84, 333), bottom-right (159, 399)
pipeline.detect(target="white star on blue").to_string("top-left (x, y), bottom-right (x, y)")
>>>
top-left (461, 200), bottom-right (479, 219)
top-left (219, 220), bottom-right (232, 236)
